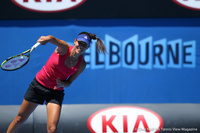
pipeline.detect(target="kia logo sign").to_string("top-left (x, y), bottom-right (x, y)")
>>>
top-left (173, 0), bottom-right (200, 11)
top-left (11, 0), bottom-right (86, 13)
top-left (88, 106), bottom-right (164, 133)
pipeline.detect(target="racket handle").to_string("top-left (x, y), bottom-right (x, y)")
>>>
top-left (30, 42), bottom-right (41, 52)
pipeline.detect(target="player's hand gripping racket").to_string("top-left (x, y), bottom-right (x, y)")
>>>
top-left (1, 42), bottom-right (41, 71)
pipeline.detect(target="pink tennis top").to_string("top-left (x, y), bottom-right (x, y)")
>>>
top-left (36, 46), bottom-right (83, 91)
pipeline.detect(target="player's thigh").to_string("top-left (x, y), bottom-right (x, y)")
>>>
top-left (46, 102), bottom-right (61, 125)
top-left (17, 99), bottom-right (38, 120)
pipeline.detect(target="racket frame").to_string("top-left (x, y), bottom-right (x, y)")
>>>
top-left (1, 42), bottom-right (41, 71)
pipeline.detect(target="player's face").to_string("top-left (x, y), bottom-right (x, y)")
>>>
top-left (74, 39), bottom-right (89, 54)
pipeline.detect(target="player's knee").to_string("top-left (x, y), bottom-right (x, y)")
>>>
top-left (14, 115), bottom-right (27, 124)
top-left (47, 124), bottom-right (57, 133)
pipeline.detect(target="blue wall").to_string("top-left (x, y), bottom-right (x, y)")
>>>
top-left (0, 19), bottom-right (200, 105)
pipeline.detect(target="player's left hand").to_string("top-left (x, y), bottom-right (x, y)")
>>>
top-left (54, 78), bottom-right (64, 90)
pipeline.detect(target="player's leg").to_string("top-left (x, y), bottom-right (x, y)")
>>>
top-left (46, 102), bottom-right (62, 133)
top-left (7, 99), bottom-right (38, 133)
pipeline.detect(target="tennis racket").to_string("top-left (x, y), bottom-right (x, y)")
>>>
top-left (1, 42), bottom-right (41, 71)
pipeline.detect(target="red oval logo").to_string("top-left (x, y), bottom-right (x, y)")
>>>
top-left (11, 0), bottom-right (86, 13)
top-left (87, 106), bottom-right (164, 133)
top-left (173, 0), bottom-right (200, 11)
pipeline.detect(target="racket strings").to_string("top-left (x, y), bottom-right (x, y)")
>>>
top-left (1, 55), bottom-right (29, 70)
top-left (1, 42), bottom-right (40, 71)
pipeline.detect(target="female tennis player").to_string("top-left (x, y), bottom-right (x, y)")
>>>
top-left (7, 32), bottom-right (107, 133)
